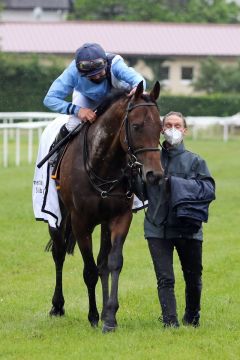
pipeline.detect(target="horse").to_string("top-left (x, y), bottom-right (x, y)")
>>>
top-left (48, 81), bottom-right (163, 332)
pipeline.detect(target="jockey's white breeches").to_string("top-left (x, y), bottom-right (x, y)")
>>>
top-left (65, 90), bottom-right (99, 131)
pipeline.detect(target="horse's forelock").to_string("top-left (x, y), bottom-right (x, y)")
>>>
top-left (141, 93), bottom-right (156, 103)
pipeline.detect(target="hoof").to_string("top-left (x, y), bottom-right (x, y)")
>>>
top-left (49, 306), bottom-right (65, 317)
top-left (102, 323), bottom-right (117, 333)
top-left (90, 320), bottom-right (99, 328)
top-left (88, 313), bottom-right (99, 328)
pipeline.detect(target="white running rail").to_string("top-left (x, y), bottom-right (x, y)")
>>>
top-left (1, 112), bottom-right (240, 167)
top-left (0, 112), bottom-right (58, 167)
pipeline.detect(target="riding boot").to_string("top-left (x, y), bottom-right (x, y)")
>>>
top-left (49, 124), bottom-right (69, 167)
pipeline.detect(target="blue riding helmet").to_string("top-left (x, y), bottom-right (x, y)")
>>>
top-left (75, 43), bottom-right (107, 77)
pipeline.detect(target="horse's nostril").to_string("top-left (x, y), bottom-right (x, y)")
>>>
top-left (146, 171), bottom-right (162, 185)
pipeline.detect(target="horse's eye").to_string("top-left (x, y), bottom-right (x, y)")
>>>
top-left (132, 123), bottom-right (142, 131)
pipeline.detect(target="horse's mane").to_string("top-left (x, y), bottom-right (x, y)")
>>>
top-left (95, 89), bottom-right (127, 117)
top-left (94, 89), bottom-right (158, 118)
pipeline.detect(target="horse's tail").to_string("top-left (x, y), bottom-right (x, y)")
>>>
top-left (45, 215), bottom-right (76, 255)
top-left (64, 216), bottom-right (76, 255)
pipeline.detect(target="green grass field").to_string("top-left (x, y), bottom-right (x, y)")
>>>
top-left (0, 138), bottom-right (240, 360)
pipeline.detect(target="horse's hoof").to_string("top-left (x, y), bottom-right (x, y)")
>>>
top-left (90, 320), bottom-right (99, 328)
top-left (88, 313), bottom-right (99, 328)
top-left (49, 306), bottom-right (65, 317)
top-left (102, 323), bottom-right (117, 333)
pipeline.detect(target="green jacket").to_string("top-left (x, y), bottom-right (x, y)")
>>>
top-left (144, 142), bottom-right (215, 241)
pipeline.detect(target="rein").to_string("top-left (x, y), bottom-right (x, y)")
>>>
top-left (83, 98), bottom-right (160, 198)
top-left (83, 122), bottom-right (130, 198)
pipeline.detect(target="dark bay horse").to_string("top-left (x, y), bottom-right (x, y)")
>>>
top-left (48, 81), bottom-right (163, 332)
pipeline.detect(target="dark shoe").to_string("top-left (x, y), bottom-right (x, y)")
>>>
top-left (164, 321), bottom-right (179, 328)
top-left (159, 315), bottom-right (180, 328)
top-left (182, 313), bottom-right (200, 327)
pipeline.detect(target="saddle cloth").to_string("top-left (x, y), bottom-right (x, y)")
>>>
top-left (32, 116), bottom-right (147, 229)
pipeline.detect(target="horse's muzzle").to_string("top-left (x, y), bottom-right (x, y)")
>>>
top-left (146, 170), bottom-right (163, 185)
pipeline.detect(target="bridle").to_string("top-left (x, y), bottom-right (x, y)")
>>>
top-left (83, 98), bottom-right (160, 198)
top-left (124, 101), bottom-right (160, 167)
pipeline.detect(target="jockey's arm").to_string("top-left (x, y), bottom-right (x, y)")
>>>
top-left (43, 61), bottom-right (80, 117)
top-left (111, 56), bottom-right (146, 92)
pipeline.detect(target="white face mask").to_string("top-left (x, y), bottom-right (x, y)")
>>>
top-left (163, 128), bottom-right (183, 146)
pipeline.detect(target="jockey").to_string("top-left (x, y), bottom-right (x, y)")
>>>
top-left (43, 42), bottom-right (146, 143)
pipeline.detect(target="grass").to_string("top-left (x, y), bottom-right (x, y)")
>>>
top-left (0, 138), bottom-right (240, 359)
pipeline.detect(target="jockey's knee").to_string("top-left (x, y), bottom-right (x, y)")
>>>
top-left (66, 116), bottom-right (81, 131)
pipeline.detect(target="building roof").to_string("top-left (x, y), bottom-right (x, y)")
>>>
top-left (1, 21), bottom-right (240, 57)
top-left (3, 0), bottom-right (71, 10)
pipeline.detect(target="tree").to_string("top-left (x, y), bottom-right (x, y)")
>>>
top-left (70, 0), bottom-right (240, 23)
top-left (193, 57), bottom-right (240, 93)
top-left (179, 0), bottom-right (240, 23)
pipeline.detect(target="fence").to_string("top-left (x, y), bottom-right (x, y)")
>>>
top-left (0, 112), bottom-right (58, 167)
top-left (1, 112), bottom-right (240, 167)
top-left (186, 114), bottom-right (240, 141)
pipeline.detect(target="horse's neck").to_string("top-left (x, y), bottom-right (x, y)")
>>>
top-left (88, 105), bottom-right (126, 176)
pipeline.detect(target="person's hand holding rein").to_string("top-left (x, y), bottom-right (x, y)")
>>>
top-left (128, 87), bottom-right (137, 97)
top-left (78, 108), bottom-right (97, 123)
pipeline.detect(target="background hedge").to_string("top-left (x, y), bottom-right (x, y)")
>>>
top-left (159, 94), bottom-right (240, 116)
top-left (0, 53), bottom-right (239, 116)
top-left (0, 54), bottom-right (66, 112)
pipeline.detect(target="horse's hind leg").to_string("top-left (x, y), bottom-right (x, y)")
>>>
top-left (48, 225), bottom-right (66, 316)
top-left (97, 222), bottom-right (111, 322)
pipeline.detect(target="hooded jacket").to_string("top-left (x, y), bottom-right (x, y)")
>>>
top-left (144, 142), bottom-right (215, 241)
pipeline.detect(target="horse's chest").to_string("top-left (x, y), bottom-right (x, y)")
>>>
top-left (79, 196), bottom-right (130, 221)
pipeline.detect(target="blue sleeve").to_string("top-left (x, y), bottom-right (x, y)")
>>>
top-left (170, 176), bottom-right (215, 204)
top-left (43, 61), bottom-right (80, 115)
top-left (111, 57), bottom-right (146, 89)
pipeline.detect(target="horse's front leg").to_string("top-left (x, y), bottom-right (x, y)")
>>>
top-left (48, 225), bottom-right (66, 316)
top-left (97, 222), bottom-right (111, 322)
top-left (79, 237), bottom-right (99, 327)
top-left (102, 211), bottom-right (132, 333)
top-left (72, 215), bottom-right (99, 327)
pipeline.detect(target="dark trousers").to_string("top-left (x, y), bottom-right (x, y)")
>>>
top-left (147, 237), bottom-right (202, 325)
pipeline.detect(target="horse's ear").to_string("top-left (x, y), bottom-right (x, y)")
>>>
top-left (150, 81), bottom-right (161, 101)
top-left (134, 81), bottom-right (144, 100)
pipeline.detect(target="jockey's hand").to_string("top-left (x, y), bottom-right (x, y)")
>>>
top-left (78, 108), bottom-right (97, 123)
top-left (127, 87), bottom-right (137, 97)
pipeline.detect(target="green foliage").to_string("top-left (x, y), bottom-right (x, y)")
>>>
top-left (1, 53), bottom-right (239, 116)
top-left (194, 57), bottom-right (240, 94)
top-left (0, 140), bottom-right (240, 359)
top-left (0, 53), bottom-right (66, 112)
top-left (0, 0), bottom-right (4, 12)
top-left (179, 0), bottom-right (240, 23)
top-left (159, 93), bottom-right (240, 116)
top-left (70, 0), bottom-right (240, 23)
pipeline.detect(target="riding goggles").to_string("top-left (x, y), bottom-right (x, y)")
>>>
top-left (77, 58), bottom-right (106, 72)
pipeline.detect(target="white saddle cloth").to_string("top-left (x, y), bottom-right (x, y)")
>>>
top-left (32, 116), bottom-right (147, 229)
top-left (32, 115), bottom-right (68, 228)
